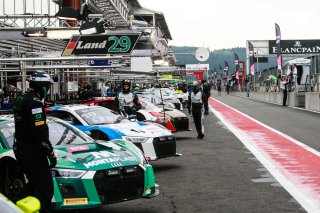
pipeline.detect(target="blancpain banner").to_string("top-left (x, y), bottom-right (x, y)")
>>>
top-left (269, 40), bottom-right (320, 54)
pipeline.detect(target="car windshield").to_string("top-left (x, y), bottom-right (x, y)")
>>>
top-left (75, 107), bottom-right (127, 125)
top-left (0, 122), bottom-right (15, 148)
top-left (48, 120), bottom-right (93, 146)
top-left (0, 120), bottom-right (93, 148)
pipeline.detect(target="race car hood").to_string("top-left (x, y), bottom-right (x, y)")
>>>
top-left (54, 142), bottom-right (142, 171)
top-left (102, 122), bottom-right (172, 137)
top-left (163, 109), bottom-right (187, 118)
top-left (142, 110), bottom-right (171, 120)
top-left (143, 109), bottom-right (187, 118)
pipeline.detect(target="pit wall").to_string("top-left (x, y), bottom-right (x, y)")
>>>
top-left (231, 92), bottom-right (320, 112)
top-left (305, 93), bottom-right (320, 112)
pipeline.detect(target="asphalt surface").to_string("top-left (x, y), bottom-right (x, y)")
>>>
top-left (74, 90), bottom-right (312, 213)
top-left (219, 91), bottom-right (320, 152)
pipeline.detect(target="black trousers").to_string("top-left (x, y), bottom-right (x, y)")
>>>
top-left (192, 103), bottom-right (204, 136)
top-left (226, 86), bottom-right (230, 94)
top-left (14, 144), bottom-right (53, 213)
top-left (297, 75), bottom-right (302, 85)
top-left (202, 95), bottom-right (209, 114)
top-left (283, 89), bottom-right (287, 106)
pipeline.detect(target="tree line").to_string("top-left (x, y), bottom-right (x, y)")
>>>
top-left (170, 46), bottom-right (276, 75)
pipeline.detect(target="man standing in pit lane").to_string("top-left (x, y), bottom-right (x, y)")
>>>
top-left (13, 71), bottom-right (56, 213)
top-left (188, 83), bottom-right (205, 139)
top-left (201, 79), bottom-right (211, 115)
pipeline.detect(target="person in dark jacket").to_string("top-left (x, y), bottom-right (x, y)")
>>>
top-left (201, 80), bottom-right (211, 115)
top-left (188, 84), bottom-right (204, 139)
top-left (13, 71), bottom-right (56, 213)
top-left (226, 80), bottom-right (231, 94)
top-left (217, 80), bottom-right (222, 96)
top-left (280, 75), bottom-right (289, 106)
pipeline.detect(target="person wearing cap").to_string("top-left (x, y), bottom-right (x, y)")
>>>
top-left (188, 83), bottom-right (205, 139)
top-left (113, 80), bottom-right (141, 116)
top-left (13, 71), bottom-right (56, 212)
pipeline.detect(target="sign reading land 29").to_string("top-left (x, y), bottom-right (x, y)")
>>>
top-left (62, 33), bottom-right (141, 56)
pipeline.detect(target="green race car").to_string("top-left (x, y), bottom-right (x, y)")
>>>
top-left (0, 116), bottom-right (158, 210)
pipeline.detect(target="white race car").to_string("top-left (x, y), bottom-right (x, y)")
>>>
top-left (137, 89), bottom-right (183, 110)
top-left (136, 98), bottom-right (190, 132)
top-left (47, 105), bottom-right (180, 161)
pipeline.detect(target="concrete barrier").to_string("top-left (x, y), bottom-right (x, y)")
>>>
top-left (305, 92), bottom-right (320, 112)
top-left (232, 91), bottom-right (283, 105)
top-left (226, 91), bottom-right (320, 112)
top-left (288, 92), bottom-right (305, 107)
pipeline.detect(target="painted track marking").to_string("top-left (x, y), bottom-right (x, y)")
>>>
top-left (209, 97), bottom-right (320, 213)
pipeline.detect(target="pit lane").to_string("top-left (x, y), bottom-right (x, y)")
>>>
top-left (76, 95), bottom-right (305, 213)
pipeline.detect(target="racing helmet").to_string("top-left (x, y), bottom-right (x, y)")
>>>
top-left (29, 70), bottom-right (53, 99)
top-left (122, 79), bottom-right (131, 94)
top-left (193, 85), bottom-right (201, 94)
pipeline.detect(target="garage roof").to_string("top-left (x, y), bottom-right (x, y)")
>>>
top-left (133, 7), bottom-right (172, 41)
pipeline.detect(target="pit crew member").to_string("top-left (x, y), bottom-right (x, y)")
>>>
top-left (13, 71), bottom-right (56, 213)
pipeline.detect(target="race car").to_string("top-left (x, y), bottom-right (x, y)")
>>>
top-left (0, 117), bottom-right (158, 210)
top-left (155, 87), bottom-right (188, 108)
top-left (85, 97), bottom-right (189, 132)
top-left (135, 93), bottom-right (177, 110)
top-left (136, 98), bottom-right (190, 132)
top-left (132, 89), bottom-right (183, 110)
top-left (47, 105), bottom-right (179, 161)
top-left (136, 108), bottom-right (190, 132)
top-left (84, 97), bottom-right (117, 110)
top-left (84, 98), bottom-right (177, 132)
top-left (151, 88), bottom-right (184, 110)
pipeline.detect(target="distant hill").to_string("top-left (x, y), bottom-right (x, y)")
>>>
top-left (170, 46), bottom-right (276, 75)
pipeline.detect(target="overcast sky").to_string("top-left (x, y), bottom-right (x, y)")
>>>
top-left (139, 0), bottom-right (320, 51)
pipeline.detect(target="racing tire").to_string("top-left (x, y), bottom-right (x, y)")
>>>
top-left (3, 162), bottom-right (26, 200)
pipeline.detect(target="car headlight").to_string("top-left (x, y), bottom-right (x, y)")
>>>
top-left (124, 136), bottom-right (148, 143)
top-left (51, 169), bottom-right (87, 178)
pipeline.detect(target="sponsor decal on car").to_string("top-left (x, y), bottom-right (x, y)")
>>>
top-left (63, 198), bottom-right (88, 205)
top-left (67, 145), bottom-right (90, 153)
top-left (84, 151), bottom-right (137, 168)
